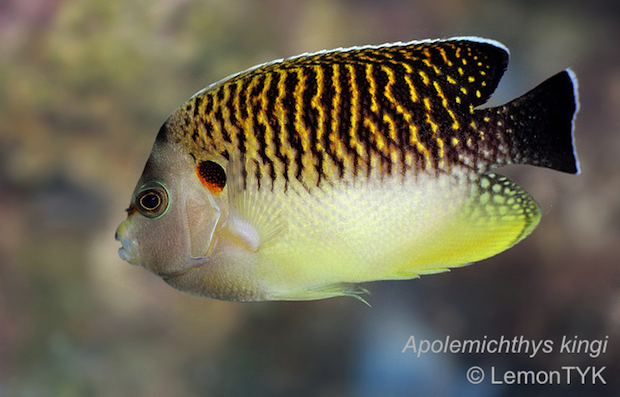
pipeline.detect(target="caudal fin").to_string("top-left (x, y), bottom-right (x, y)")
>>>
top-left (480, 70), bottom-right (580, 174)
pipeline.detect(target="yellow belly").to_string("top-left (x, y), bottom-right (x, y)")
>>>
top-left (246, 170), bottom-right (539, 300)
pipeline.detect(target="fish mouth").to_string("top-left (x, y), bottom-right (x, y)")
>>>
top-left (117, 236), bottom-right (133, 262)
top-left (115, 221), bottom-right (138, 265)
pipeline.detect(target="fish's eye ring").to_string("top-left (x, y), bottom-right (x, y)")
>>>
top-left (135, 182), bottom-right (169, 219)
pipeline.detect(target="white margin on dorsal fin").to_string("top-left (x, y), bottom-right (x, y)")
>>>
top-left (190, 37), bottom-right (510, 99)
top-left (447, 36), bottom-right (510, 56)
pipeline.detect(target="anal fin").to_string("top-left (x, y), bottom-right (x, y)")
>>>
top-left (462, 173), bottom-right (541, 254)
top-left (391, 173), bottom-right (540, 277)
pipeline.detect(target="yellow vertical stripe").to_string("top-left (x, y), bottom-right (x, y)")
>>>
top-left (345, 64), bottom-right (365, 159)
top-left (381, 65), bottom-right (430, 166)
top-left (312, 66), bottom-right (326, 153)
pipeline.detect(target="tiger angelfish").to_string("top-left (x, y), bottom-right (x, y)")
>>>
top-left (115, 37), bottom-right (579, 302)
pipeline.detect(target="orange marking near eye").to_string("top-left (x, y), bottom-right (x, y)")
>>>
top-left (126, 204), bottom-right (137, 216)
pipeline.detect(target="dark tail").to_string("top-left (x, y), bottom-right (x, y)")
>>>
top-left (479, 70), bottom-right (580, 174)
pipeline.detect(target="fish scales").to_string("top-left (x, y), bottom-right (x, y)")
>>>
top-left (171, 40), bottom-right (512, 189)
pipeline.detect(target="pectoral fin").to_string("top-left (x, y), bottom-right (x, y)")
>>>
top-left (224, 153), bottom-right (286, 252)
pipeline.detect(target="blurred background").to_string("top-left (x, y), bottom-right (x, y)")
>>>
top-left (1, 0), bottom-right (619, 395)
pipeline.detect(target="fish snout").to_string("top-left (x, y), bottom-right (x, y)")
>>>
top-left (115, 220), bottom-right (138, 265)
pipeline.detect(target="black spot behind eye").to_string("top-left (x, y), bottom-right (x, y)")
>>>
top-left (196, 160), bottom-right (227, 193)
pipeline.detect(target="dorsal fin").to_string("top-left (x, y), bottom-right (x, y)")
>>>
top-left (409, 38), bottom-right (509, 107)
top-left (197, 37), bottom-right (510, 109)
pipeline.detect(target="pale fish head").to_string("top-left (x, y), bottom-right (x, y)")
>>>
top-left (115, 134), bottom-right (228, 284)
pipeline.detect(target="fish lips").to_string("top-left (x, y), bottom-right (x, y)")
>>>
top-left (115, 220), bottom-right (139, 265)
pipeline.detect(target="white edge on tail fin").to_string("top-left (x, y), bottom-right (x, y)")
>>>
top-left (565, 68), bottom-right (581, 175)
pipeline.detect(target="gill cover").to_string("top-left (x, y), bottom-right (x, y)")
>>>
top-left (185, 180), bottom-right (221, 259)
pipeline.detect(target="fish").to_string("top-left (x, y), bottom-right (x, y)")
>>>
top-left (115, 37), bottom-right (579, 302)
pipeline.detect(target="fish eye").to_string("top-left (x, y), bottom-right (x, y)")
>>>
top-left (135, 182), bottom-right (169, 219)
